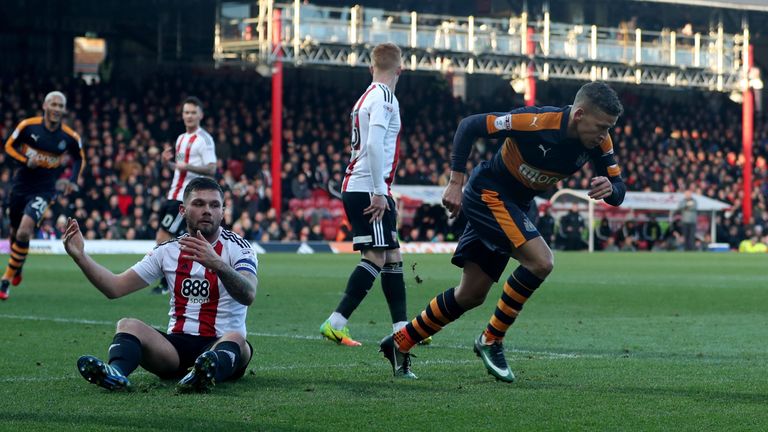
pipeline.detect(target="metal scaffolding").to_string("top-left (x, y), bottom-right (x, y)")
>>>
top-left (215, 0), bottom-right (750, 92)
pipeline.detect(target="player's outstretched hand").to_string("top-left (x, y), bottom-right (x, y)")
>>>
top-left (588, 176), bottom-right (613, 200)
top-left (179, 231), bottom-right (225, 271)
top-left (363, 194), bottom-right (389, 223)
top-left (442, 182), bottom-right (463, 218)
top-left (62, 217), bottom-right (85, 259)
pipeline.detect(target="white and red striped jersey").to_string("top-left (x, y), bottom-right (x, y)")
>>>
top-left (342, 82), bottom-right (401, 194)
top-left (167, 127), bottom-right (217, 200)
top-left (131, 228), bottom-right (258, 338)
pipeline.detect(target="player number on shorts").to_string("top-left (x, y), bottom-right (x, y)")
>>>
top-left (181, 278), bottom-right (210, 298)
top-left (30, 197), bottom-right (48, 219)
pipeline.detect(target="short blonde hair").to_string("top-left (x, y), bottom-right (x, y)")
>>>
top-left (371, 43), bottom-right (402, 72)
top-left (44, 91), bottom-right (67, 107)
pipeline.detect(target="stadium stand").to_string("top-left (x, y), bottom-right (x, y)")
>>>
top-left (0, 68), bottom-right (766, 249)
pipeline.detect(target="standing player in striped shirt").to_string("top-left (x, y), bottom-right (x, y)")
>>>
top-left (153, 96), bottom-right (217, 294)
top-left (318, 43), bottom-right (416, 377)
top-left (63, 177), bottom-right (258, 392)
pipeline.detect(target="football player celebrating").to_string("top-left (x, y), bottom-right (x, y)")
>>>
top-left (379, 82), bottom-right (626, 382)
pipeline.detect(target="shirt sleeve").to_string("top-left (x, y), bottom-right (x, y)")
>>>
top-left (590, 136), bottom-right (626, 207)
top-left (5, 121), bottom-right (30, 164)
top-left (368, 100), bottom-right (395, 128)
top-left (592, 136), bottom-right (622, 177)
top-left (230, 242), bottom-right (258, 276)
top-left (450, 112), bottom-right (510, 173)
top-left (366, 124), bottom-right (388, 195)
top-left (130, 247), bottom-right (165, 284)
top-left (200, 135), bottom-right (217, 165)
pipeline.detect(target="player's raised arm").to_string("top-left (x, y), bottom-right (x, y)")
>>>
top-left (62, 218), bottom-right (148, 298)
top-left (588, 136), bottom-right (626, 206)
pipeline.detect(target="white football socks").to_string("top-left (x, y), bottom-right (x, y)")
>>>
top-left (392, 321), bottom-right (408, 333)
top-left (328, 312), bottom-right (348, 330)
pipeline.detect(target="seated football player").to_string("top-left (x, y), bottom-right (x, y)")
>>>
top-left (63, 177), bottom-right (258, 392)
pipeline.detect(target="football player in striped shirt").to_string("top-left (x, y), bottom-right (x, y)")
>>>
top-left (380, 82), bottom-right (626, 382)
top-left (152, 96), bottom-right (217, 295)
top-left (64, 177), bottom-right (257, 392)
top-left (318, 43), bottom-right (418, 378)
top-left (0, 91), bottom-right (84, 300)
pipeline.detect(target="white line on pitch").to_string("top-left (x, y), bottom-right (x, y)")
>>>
top-left (0, 313), bottom-right (599, 359)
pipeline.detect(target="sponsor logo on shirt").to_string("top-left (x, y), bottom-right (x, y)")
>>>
top-left (180, 278), bottom-right (211, 304)
top-left (24, 147), bottom-right (62, 168)
top-left (518, 163), bottom-right (561, 186)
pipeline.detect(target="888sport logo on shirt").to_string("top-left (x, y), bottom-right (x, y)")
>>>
top-left (180, 278), bottom-right (211, 304)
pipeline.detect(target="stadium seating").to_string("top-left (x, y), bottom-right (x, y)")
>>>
top-left (0, 70), bottom-right (765, 248)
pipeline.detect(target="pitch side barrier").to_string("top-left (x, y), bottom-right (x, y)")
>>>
top-left (8, 240), bottom-right (460, 255)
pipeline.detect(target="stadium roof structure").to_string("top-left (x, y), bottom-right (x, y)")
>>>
top-left (217, 1), bottom-right (752, 92)
top-left (633, 0), bottom-right (768, 12)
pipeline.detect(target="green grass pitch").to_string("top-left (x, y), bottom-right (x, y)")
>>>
top-left (0, 252), bottom-right (766, 431)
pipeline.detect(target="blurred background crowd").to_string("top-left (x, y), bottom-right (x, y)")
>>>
top-left (1, 69), bottom-right (766, 251)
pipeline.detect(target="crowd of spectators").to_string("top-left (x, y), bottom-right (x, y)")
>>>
top-left (0, 68), bottom-right (766, 250)
top-left (556, 88), bottom-right (768, 251)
